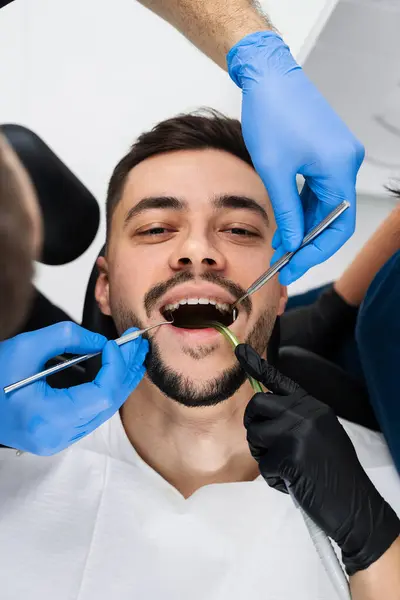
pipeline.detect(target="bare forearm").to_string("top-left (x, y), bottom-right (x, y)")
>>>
top-left (136, 0), bottom-right (274, 68)
top-left (335, 205), bottom-right (400, 307)
top-left (350, 536), bottom-right (400, 600)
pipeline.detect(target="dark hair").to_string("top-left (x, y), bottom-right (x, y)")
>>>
top-left (106, 109), bottom-right (253, 238)
top-left (0, 138), bottom-right (34, 340)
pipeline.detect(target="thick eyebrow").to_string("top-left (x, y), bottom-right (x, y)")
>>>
top-left (123, 196), bottom-right (186, 228)
top-left (212, 194), bottom-right (270, 226)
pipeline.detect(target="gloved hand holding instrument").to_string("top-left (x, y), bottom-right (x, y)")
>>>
top-left (227, 31), bottom-right (365, 285)
top-left (0, 322), bottom-right (150, 455)
top-left (236, 343), bottom-right (400, 598)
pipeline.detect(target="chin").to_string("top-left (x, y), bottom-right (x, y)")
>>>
top-left (144, 338), bottom-right (247, 408)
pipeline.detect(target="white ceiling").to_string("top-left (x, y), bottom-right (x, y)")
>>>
top-left (303, 0), bottom-right (400, 197)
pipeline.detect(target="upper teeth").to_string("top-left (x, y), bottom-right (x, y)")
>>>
top-left (163, 298), bottom-right (230, 313)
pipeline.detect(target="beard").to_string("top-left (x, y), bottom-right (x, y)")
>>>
top-left (112, 300), bottom-right (276, 408)
top-left (110, 270), bottom-right (276, 408)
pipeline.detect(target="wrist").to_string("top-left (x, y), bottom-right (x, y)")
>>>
top-left (221, 4), bottom-right (275, 56)
top-left (342, 499), bottom-right (400, 576)
top-left (349, 536), bottom-right (400, 599)
top-left (227, 31), bottom-right (296, 87)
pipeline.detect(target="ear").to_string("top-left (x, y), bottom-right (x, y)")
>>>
top-left (277, 285), bottom-right (288, 316)
top-left (95, 256), bottom-right (112, 316)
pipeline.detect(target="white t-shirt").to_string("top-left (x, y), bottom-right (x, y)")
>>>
top-left (0, 414), bottom-right (399, 600)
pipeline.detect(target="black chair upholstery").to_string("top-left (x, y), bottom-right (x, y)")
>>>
top-left (0, 124), bottom-right (101, 388)
top-left (1, 124), bottom-right (100, 265)
top-left (278, 346), bottom-right (379, 431)
top-left (81, 245), bottom-right (118, 339)
top-left (80, 245), bottom-right (118, 381)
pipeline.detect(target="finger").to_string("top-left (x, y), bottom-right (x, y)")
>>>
top-left (13, 322), bottom-right (108, 370)
top-left (271, 183), bottom-right (315, 284)
top-left (270, 243), bottom-right (288, 267)
top-left (73, 393), bottom-right (128, 433)
top-left (244, 392), bottom-right (290, 429)
top-left (51, 381), bottom-right (111, 420)
top-left (235, 344), bottom-right (298, 395)
top-left (59, 340), bottom-right (143, 419)
top-left (245, 416), bottom-right (290, 449)
top-left (94, 340), bottom-right (126, 393)
top-left (118, 333), bottom-right (149, 371)
top-left (279, 218), bottom-right (354, 287)
top-left (279, 197), bottom-right (354, 285)
top-left (74, 366), bottom-right (146, 434)
top-left (269, 244), bottom-right (293, 285)
top-left (259, 446), bottom-right (297, 489)
top-left (124, 365), bottom-right (146, 391)
top-left (276, 261), bottom-right (295, 286)
top-left (271, 229), bottom-right (282, 250)
top-left (260, 171), bottom-right (304, 252)
top-left (299, 182), bottom-right (318, 234)
top-left (96, 341), bottom-right (145, 404)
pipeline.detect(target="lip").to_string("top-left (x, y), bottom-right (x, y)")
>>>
top-left (161, 324), bottom-right (222, 342)
top-left (157, 283), bottom-right (236, 314)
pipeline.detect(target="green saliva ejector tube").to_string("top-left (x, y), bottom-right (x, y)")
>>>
top-left (201, 320), bottom-right (262, 394)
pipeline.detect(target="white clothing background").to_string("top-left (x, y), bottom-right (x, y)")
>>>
top-left (0, 413), bottom-right (398, 600)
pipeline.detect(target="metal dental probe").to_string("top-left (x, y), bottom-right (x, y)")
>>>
top-left (4, 321), bottom-right (172, 395)
top-left (232, 200), bottom-right (350, 317)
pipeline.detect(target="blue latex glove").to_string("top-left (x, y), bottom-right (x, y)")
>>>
top-left (0, 322), bottom-right (148, 455)
top-left (227, 31), bottom-right (365, 285)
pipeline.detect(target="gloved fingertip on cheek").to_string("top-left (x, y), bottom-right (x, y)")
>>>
top-left (235, 344), bottom-right (264, 376)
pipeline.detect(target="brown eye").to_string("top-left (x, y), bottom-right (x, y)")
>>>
top-left (138, 227), bottom-right (168, 236)
top-left (227, 227), bottom-right (258, 237)
top-left (136, 225), bottom-right (175, 237)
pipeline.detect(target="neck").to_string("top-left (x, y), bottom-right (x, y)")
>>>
top-left (120, 376), bottom-right (260, 499)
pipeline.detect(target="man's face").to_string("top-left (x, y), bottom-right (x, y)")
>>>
top-left (96, 148), bottom-right (287, 406)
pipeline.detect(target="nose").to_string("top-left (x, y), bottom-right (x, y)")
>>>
top-left (168, 231), bottom-right (227, 273)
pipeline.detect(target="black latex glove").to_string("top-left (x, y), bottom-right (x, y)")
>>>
top-left (236, 343), bottom-right (400, 575)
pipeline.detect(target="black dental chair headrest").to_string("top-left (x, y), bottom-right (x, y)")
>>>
top-left (1, 124), bottom-right (100, 265)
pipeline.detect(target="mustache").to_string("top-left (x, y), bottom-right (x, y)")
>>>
top-left (144, 271), bottom-right (252, 317)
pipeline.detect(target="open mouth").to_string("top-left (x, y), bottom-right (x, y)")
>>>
top-left (161, 299), bottom-right (237, 328)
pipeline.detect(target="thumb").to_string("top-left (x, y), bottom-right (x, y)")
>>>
top-left (94, 340), bottom-right (126, 393)
top-left (61, 341), bottom-right (134, 418)
top-left (235, 344), bottom-right (298, 395)
top-left (95, 340), bottom-right (145, 401)
top-left (118, 330), bottom-right (149, 372)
